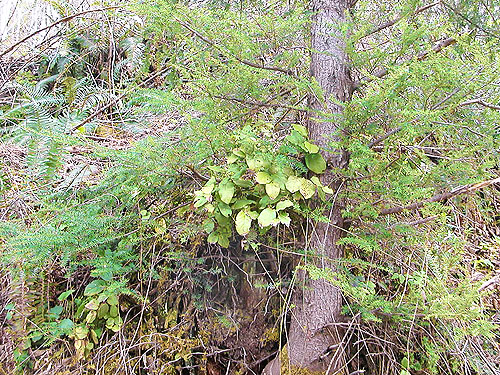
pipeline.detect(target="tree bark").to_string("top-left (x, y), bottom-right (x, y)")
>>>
top-left (287, 0), bottom-right (352, 373)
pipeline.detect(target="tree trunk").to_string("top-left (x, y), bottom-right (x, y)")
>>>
top-left (287, 0), bottom-right (352, 373)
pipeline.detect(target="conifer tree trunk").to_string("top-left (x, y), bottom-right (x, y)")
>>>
top-left (287, 0), bottom-right (352, 372)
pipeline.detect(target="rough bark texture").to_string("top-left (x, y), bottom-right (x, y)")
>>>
top-left (287, 0), bottom-right (352, 373)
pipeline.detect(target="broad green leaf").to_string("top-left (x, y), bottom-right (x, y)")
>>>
top-left (109, 305), bottom-right (119, 318)
top-left (58, 289), bottom-right (75, 301)
top-left (305, 153), bottom-right (327, 173)
top-left (49, 305), bottom-right (63, 317)
top-left (233, 179), bottom-right (253, 188)
top-left (235, 210), bottom-right (253, 235)
top-left (86, 310), bottom-right (97, 324)
top-left (218, 234), bottom-right (230, 248)
top-left (321, 185), bottom-right (334, 194)
top-left (219, 179), bottom-right (235, 204)
top-left (74, 326), bottom-right (88, 340)
top-left (258, 208), bottom-right (277, 227)
top-left (59, 319), bottom-right (74, 330)
top-left (248, 211), bottom-right (259, 219)
top-left (303, 141), bottom-right (319, 153)
top-left (232, 199), bottom-right (255, 209)
top-left (202, 219), bottom-right (215, 233)
top-left (107, 295), bottom-right (119, 306)
top-left (97, 303), bottom-right (109, 318)
top-left (207, 231), bottom-right (219, 243)
top-left (84, 280), bottom-right (106, 296)
top-left (286, 176), bottom-right (302, 193)
top-left (300, 178), bottom-right (316, 199)
top-left (278, 211), bottom-right (291, 226)
top-left (265, 182), bottom-right (281, 199)
top-left (256, 172), bottom-right (272, 184)
top-left (194, 197), bottom-right (207, 208)
top-left (286, 130), bottom-right (305, 145)
top-left (227, 154), bottom-right (238, 164)
top-left (85, 300), bottom-right (99, 311)
top-left (233, 148), bottom-right (245, 157)
top-left (293, 124), bottom-right (308, 136)
top-left (310, 176), bottom-right (322, 186)
top-left (218, 202), bottom-right (232, 217)
top-left (276, 200), bottom-right (293, 211)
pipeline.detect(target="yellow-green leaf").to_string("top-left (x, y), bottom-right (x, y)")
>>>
top-left (265, 182), bottom-right (280, 199)
top-left (258, 208), bottom-right (277, 227)
top-left (303, 141), bottom-right (319, 154)
top-left (300, 178), bottom-right (316, 199)
top-left (219, 179), bottom-right (235, 204)
top-left (256, 172), bottom-right (272, 184)
top-left (235, 210), bottom-right (252, 235)
top-left (285, 176), bottom-right (302, 193)
top-left (276, 200), bottom-right (293, 211)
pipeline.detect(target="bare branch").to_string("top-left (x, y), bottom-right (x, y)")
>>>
top-left (380, 176), bottom-right (500, 216)
top-left (459, 98), bottom-right (500, 110)
top-left (361, 1), bottom-right (440, 39)
top-left (354, 37), bottom-right (456, 89)
top-left (175, 18), bottom-right (294, 76)
top-left (0, 6), bottom-right (123, 58)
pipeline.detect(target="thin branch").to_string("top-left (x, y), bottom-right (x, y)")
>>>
top-left (361, 1), bottom-right (440, 39)
top-left (213, 95), bottom-right (307, 111)
top-left (459, 98), bottom-right (500, 110)
top-left (174, 18), bottom-right (294, 76)
top-left (354, 37), bottom-right (456, 89)
top-left (0, 6), bottom-right (123, 58)
top-left (368, 127), bottom-right (402, 149)
top-left (380, 176), bottom-right (500, 216)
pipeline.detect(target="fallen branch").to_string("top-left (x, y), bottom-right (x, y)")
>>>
top-left (0, 6), bottom-right (122, 58)
top-left (380, 176), bottom-right (500, 216)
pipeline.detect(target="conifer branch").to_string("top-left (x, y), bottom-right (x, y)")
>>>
top-left (174, 18), bottom-right (294, 76)
top-left (354, 37), bottom-right (456, 89)
top-left (380, 176), bottom-right (500, 216)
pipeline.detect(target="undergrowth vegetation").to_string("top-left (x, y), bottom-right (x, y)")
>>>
top-left (0, 0), bottom-right (499, 374)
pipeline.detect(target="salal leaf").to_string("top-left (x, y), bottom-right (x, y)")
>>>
top-left (235, 210), bottom-right (253, 235)
top-left (286, 176), bottom-right (302, 193)
top-left (258, 208), bottom-right (277, 227)
top-left (305, 153), bottom-right (327, 174)
top-left (278, 211), bottom-right (291, 226)
top-left (300, 178), bottom-right (316, 199)
top-left (293, 124), bottom-right (308, 137)
top-left (219, 179), bottom-right (235, 204)
top-left (265, 182), bottom-right (281, 199)
top-left (276, 200), bottom-right (293, 211)
top-left (256, 172), bottom-right (272, 184)
top-left (310, 176), bottom-right (322, 186)
top-left (232, 199), bottom-right (255, 209)
top-left (218, 235), bottom-right (229, 248)
top-left (218, 202), bottom-right (232, 217)
top-left (233, 179), bottom-right (253, 188)
top-left (303, 141), bottom-right (319, 154)
top-left (322, 185), bottom-right (334, 194)
top-left (207, 231), bottom-right (219, 244)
